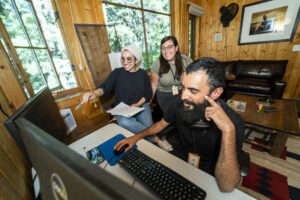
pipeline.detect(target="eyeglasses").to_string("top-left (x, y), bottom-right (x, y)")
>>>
top-left (120, 57), bottom-right (134, 64)
top-left (161, 45), bottom-right (174, 51)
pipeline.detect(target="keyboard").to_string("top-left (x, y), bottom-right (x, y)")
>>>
top-left (118, 149), bottom-right (206, 200)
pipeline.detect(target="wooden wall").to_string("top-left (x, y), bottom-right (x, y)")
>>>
top-left (196, 0), bottom-right (300, 99)
top-left (0, 87), bottom-right (33, 200)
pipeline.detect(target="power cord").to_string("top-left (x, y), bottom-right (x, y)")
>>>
top-left (225, 27), bottom-right (229, 61)
top-left (104, 154), bottom-right (117, 169)
top-left (0, 104), bottom-right (9, 118)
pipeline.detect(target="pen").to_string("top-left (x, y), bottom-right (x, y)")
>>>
top-left (257, 104), bottom-right (263, 114)
top-left (75, 99), bottom-right (85, 110)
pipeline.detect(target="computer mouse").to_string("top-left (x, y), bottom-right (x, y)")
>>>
top-left (114, 144), bottom-right (129, 156)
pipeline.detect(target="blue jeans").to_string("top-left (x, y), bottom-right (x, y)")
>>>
top-left (116, 103), bottom-right (155, 142)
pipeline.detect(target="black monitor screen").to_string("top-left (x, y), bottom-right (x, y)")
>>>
top-left (16, 117), bottom-right (152, 200)
top-left (4, 87), bottom-right (67, 160)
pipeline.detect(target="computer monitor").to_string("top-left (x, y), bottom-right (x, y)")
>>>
top-left (4, 87), bottom-right (67, 161)
top-left (16, 117), bottom-right (152, 200)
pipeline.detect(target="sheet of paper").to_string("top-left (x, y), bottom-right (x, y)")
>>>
top-left (106, 102), bottom-right (144, 117)
top-left (60, 109), bottom-right (77, 134)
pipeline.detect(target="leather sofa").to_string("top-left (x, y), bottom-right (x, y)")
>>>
top-left (222, 60), bottom-right (287, 99)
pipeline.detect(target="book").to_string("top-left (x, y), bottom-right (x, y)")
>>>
top-left (106, 102), bottom-right (145, 117)
top-left (227, 99), bottom-right (247, 112)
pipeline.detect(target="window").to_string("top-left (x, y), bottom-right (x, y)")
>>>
top-left (102, 0), bottom-right (171, 69)
top-left (189, 15), bottom-right (196, 60)
top-left (0, 0), bottom-right (78, 95)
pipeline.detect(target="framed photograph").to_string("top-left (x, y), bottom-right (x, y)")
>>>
top-left (238, 0), bottom-right (300, 45)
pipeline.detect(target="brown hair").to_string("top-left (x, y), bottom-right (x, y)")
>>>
top-left (158, 36), bottom-right (184, 80)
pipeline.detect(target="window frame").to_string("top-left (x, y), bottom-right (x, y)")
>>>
top-left (102, 0), bottom-right (174, 69)
top-left (189, 15), bottom-right (196, 60)
top-left (0, 0), bottom-right (81, 97)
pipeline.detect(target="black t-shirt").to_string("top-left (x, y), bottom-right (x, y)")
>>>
top-left (98, 68), bottom-right (152, 106)
top-left (164, 99), bottom-right (245, 175)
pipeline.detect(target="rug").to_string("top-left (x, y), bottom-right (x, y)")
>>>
top-left (289, 185), bottom-right (300, 200)
top-left (242, 162), bottom-right (289, 200)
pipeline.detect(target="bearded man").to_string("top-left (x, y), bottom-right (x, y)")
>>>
top-left (115, 57), bottom-right (245, 192)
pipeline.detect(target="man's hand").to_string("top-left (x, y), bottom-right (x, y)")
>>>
top-left (204, 96), bottom-right (234, 134)
top-left (114, 135), bottom-right (139, 152)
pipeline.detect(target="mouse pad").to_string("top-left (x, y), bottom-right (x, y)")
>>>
top-left (98, 134), bottom-right (137, 166)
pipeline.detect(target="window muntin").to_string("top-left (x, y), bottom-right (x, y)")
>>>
top-left (103, 0), bottom-right (171, 69)
top-left (104, 0), bottom-right (141, 8)
top-left (144, 11), bottom-right (170, 67)
top-left (143, 0), bottom-right (169, 14)
top-left (0, 0), bottom-right (77, 94)
top-left (189, 15), bottom-right (196, 60)
top-left (103, 4), bottom-right (147, 69)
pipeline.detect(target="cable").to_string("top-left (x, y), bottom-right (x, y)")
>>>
top-left (68, 0), bottom-right (97, 107)
top-left (0, 104), bottom-right (9, 118)
top-left (104, 154), bottom-right (117, 169)
top-left (225, 27), bottom-right (229, 61)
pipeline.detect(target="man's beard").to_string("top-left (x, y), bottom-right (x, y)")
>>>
top-left (179, 99), bottom-right (210, 125)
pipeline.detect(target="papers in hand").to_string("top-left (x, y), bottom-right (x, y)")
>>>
top-left (106, 102), bottom-right (144, 117)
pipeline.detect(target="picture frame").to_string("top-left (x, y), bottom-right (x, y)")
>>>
top-left (238, 0), bottom-right (300, 45)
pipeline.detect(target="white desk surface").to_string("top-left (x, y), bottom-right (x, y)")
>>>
top-left (69, 123), bottom-right (255, 200)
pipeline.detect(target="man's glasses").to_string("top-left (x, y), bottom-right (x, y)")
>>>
top-left (161, 45), bottom-right (174, 51)
top-left (120, 57), bottom-right (134, 64)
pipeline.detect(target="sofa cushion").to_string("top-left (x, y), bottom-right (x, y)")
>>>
top-left (227, 78), bottom-right (271, 94)
top-left (235, 60), bottom-right (287, 79)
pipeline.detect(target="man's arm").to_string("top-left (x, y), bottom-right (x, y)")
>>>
top-left (114, 118), bottom-right (170, 152)
top-left (205, 96), bottom-right (240, 192)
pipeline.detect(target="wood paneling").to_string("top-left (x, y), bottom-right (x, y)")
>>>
top-left (0, 42), bottom-right (27, 111)
top-left (197, 0), bottom-right (300, 99)
top-left (55, 91), bottom-right (111, 142)
top-left (0, 87), bottom-right (33, 200)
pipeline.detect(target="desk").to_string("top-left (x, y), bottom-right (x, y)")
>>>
top-left (69, 123), bottom-right (254, 200)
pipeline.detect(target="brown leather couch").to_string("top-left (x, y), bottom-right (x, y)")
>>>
top-left (222, 60), bottom-right (287, 99)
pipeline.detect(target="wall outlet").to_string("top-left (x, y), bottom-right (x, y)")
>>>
top-left (292, 45), bottom-right (300, 51)
top-left (215, 33), bottom-right (222, 41)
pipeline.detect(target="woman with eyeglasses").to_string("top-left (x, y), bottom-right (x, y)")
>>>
top-left (151, 36), bottom-right (193, 114)
top-left (82, 45), bottom-right (167, 146)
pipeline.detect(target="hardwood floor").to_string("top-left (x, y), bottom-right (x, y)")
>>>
top-left (237, 121), bottom-right (300, 199)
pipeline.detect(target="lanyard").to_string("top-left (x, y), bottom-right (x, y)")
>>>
top-left (191, 129), bottom-right (208, 153)
top-left (169, 66), bottom-right (176, 82)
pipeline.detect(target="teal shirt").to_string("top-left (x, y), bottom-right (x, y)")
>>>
top-left (151, 54), bottom-right (193, 92)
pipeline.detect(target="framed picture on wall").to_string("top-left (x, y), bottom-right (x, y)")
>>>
top-left (238, 0), bottom-right (300, 45)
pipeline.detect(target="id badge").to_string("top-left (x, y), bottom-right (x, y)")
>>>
top-left (172, 85), bottom-right (179, 96)
top-left (188, 152), bottom-right (200, 168)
